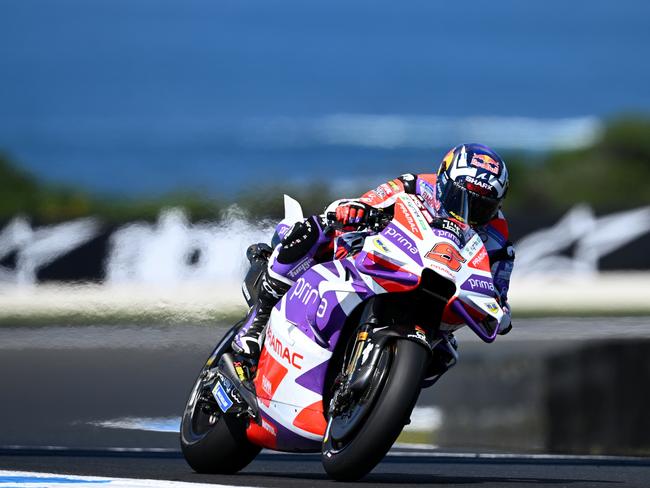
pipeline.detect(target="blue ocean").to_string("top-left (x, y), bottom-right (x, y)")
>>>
top-left (1, 0), bottom-right (649, 196)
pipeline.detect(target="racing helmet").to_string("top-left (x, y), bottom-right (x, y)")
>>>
top-left (435, 143), bottom-right (509, 226)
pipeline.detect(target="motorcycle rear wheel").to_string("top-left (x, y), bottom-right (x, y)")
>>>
top-left (321, 338), bottom-right (428, 481)
top-left (180, 324), bottom-right (261, 474)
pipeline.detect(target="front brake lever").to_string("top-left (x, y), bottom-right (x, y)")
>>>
top-left (324, 212), bottom-right (344, 235)
top-left (325, 208), bottom-right (389, 234)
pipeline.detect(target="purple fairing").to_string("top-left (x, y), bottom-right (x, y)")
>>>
top-left (460, 273), bottom-right (496, 297)
top-left (295, 359), bottom-right (329, 395)
top-left (280, 259), bottom-right (375, 352)
top-left (275, 223), bottom-right (292, 241)
top-left (450, 300), bottom-right (498, 344)
top-left (259, 411), bottom-right (321, 452)
top-left (381, 223), bottom-right (423, 265)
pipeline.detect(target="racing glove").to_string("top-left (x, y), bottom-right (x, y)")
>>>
top-left (335, 201), bottom-right (371, 227)
top-left (498, 303), bottom-right (512, 335)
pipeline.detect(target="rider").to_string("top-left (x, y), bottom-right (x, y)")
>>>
top-left (232, 143), bottom-right (515, 366)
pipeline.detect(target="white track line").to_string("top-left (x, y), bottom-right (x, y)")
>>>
top-left (85, 407), bottom-right (442, 435)
top-left (0, 469), bottom-right (257, 488)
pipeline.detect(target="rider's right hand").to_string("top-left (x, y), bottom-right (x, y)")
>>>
top-left (335, 201), bottom-right (370, 227)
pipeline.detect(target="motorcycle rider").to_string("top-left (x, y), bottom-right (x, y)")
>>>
top-left (232, 143), bottom-right (515, 371)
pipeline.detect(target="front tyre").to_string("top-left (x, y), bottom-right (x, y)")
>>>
top-left (180, 325), bottom-right (261, 474)
top-left (322, 339), bottom-right (428, 481)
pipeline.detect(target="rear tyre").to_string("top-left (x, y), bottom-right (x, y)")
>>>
top-left (180, 324), bottom-right (261, 474)
top-left (322, 339), bottom-right (428, 481)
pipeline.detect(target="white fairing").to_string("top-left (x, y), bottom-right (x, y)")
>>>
top-left (255, 193), bottom-right (502, 446)
top-left (359, 193), bottom-right (503, 330)
top-left (261, 306), bottom-right (332, 440)
top-left (283, 194), bottom-right (304, 225)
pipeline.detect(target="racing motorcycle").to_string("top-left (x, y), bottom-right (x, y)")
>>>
top-left (180, 193), bottom-right (505, 481)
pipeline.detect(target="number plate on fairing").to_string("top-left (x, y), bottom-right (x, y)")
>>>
top-left (212, 380), bottom-right (234, 413)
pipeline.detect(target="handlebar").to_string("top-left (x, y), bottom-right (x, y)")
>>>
top-left (325, 208), bottom-right (390, 233)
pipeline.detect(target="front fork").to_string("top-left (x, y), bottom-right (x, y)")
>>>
top-left (328, 298), bottom-right (445, 417)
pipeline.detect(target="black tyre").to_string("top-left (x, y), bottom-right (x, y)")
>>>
top-left (180, 325), bottom-right (261, 474)
top-left (322, 339), bottom-right (428, 481)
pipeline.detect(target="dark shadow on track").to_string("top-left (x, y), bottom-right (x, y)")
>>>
top-left (244, 471), bottom-right (619, 485)
top-left (0, 449), bottom-right (644, 487)
top-left (3, 449), bottom-right (649, 468)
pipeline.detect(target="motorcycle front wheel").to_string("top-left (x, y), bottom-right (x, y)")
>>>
top-left (321, 338), bottom-right (428, 481)
top-left (180, 323), bottom-right (261, 474)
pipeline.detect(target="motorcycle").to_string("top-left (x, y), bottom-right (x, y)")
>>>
top-left (180, 193), bottom-right (505, 481)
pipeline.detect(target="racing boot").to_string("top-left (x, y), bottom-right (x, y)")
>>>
top-left (232, 270), bottom-right (290, 359)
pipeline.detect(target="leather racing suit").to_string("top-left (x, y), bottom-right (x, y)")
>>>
top-left (233, 173), bottom-right (515, 362)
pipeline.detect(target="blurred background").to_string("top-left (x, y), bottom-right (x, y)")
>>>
top-left (1, 0), bottom-right (649, 457)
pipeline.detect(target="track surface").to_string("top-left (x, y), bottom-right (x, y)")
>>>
top-left (2, 319), bottom-right (650, 486)
top-left (3, 318), bottom-right (650, 449)
top-left (2, 449), bottom-right (650, 488)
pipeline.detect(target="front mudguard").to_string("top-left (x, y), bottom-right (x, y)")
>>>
top-left (347, 325), bottom-right (436, 394)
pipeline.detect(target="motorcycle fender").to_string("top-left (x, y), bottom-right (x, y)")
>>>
top-left (348, 325), bottom-right (435, 393)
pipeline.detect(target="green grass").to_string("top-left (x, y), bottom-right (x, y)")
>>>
top-left (0, 309), bottom-right (246, 327)
top-left (397, 430), bottom-right (436, 445)
top-left (1, 305), bottom-right (649, 327)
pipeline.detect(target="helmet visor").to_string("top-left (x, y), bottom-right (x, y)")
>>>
top-left (468, 192), bottom-right (500, 226)
top-left (438, 177), bottom-right (500, 226)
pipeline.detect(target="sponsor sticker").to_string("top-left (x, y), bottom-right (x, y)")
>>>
top-left (276, 223), bottom-right (291, 239)
top-left (432, 228), bottom-right (461, 246)
top-left (262, 418), bottom-right (277, 437)
top-left (384, 225), bottom-right (418, 256)
top-left (412, 195), bottom-right (434, 223)
top-left (466, 175), bottom-right (493, 192)
top-left (287, 257), bottom-right (314, 279)
top-left (465, 234), bottom-right (483, 254)
top-left (374, 238), bottom-right (391, 253)
top-left (212, 381), bottom-right (233, 413)
top-left (266, 325), bottom-right (304, 369)
top-left (394, 200), bottom-right (423, 239)
top-left (262, 375), bottom-right (273, 396)
top-left (470, 247), bottom-right (489, 270)
top-left (440, 219), bottom-right (464, 241)
top-left (460, 274), bottom-right (496, 296)
top-left (407, 325), bottom-right (428, 344)
top-left (404, 195), bottom-right (430, 230)
top-left (470, 154), bottom-right (500, 174)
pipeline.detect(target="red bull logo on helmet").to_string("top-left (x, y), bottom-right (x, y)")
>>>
top-left (470, 154), bottom-right (500, 174)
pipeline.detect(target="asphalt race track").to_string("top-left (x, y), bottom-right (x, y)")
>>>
top-left (2, 448), bottom-right (650, 487)
top-left (2, 318), bottom-right (650, 486)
